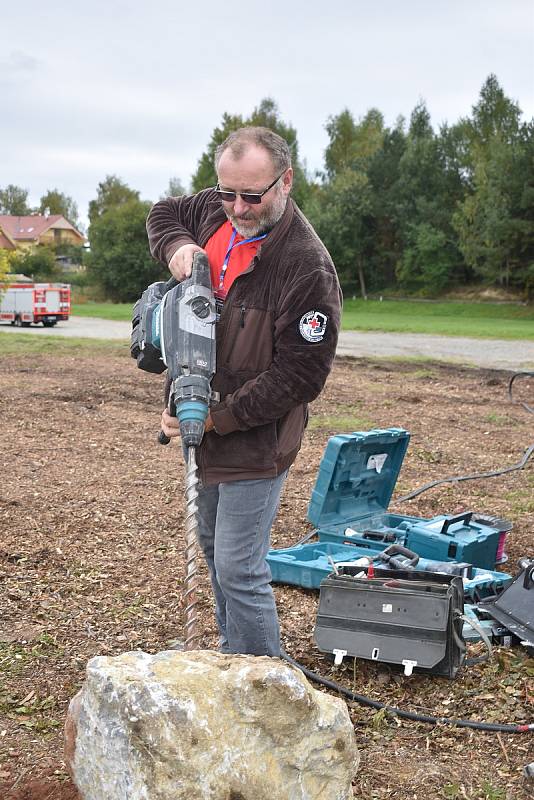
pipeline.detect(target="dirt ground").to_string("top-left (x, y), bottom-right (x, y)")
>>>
top-left (0, 349), bottom-right (533, 800)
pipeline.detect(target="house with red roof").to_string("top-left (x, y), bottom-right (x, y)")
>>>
top-left (0, 225), bottom-right (17, 251)
top-left (0, 214), bottom-right (85, 253)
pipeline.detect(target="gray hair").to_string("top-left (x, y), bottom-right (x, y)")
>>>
top-left (214, 127), bottom-right (292, 174)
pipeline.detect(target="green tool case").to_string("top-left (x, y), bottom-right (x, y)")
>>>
top-left (314, 567), bottom-right (466, 678)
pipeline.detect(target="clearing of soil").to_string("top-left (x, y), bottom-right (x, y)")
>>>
top-left (0, 348), bottom-right (533, 800)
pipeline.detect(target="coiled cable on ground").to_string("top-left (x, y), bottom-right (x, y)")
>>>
top-left (284, 372), bottom-right (534, 734)
top-left (396, 443), bottom-right (534, 502)
top-left (508, 370), bottom-right (534, 414)
top-left (396, 371), bottom-right (534, 503)
top-left (281, 650), bottom-right (534, 733)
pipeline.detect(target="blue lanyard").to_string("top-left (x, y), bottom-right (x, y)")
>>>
top-left (218, 227), bottom-right (267, 289)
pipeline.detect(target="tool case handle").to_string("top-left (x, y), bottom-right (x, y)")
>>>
top-left (381, 544), bottom-right (419, 567)
top-left (524, 564), bottom-right (534, 590)
top-left (362, 530), bottom-right (397, 543)
top-left (440, 512), bottom-right (473, 535)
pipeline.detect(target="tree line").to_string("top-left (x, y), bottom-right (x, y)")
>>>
top-left (2, 74), bottom-right (532, 302)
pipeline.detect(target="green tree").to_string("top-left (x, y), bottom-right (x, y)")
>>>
top-left (39, 189), bottom-right (79, 226)
top-left (467, 74), bottom-right (522, 150)
top-left (452, 77), bottom-right (533, 291)
top-left (396, 223), bottom-right (454, 292)
top-left (0, 184), bottom-right (31, 215)
top-left (324, 110), bottom-right (358, 179)
top-left (10, 246), bottom-right (58, 280)
top-left (0, 249), bottom-right (14, 282)
top-left (366, 118), bottom-right (407, 288)
top-left (191, 98), bottom-right (311, 208)
top-left (161, 177), bottom-right (187, 198)
top-left (87, 198), bottom-right (167, 302)
top-left (454, 124), bottom-right (534, 289)
top-left (307, 170), bottom-right (373, 298)
top-left (310, 108), bottom-right (390, 296)
top-left (394, 102), bottom-right (464, 293)
top-left (324, 108), bottom-right (384, 179)
top-left (88, 175), bottom-right (140, 226)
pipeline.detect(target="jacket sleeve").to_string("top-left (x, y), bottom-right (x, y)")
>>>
top-left (146, 190), bottom-right (213, 264)
top-left (210, 266), bottom-right (342, 434)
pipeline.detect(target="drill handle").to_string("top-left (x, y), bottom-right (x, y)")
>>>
top-left (164, 276), bottom-right (179, 291)
top-left (158, 386), bottom-right (176, 445)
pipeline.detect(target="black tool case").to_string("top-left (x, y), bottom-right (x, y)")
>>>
top-left (314, 567), bottom-right (466, 678)
top-left (480, 559), bottom-right (534, 654)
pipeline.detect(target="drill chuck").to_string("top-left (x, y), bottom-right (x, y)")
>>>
top-left (177, 399), bottom-right (208, 447)
top-left (173, 374), bottom-right (211, 448)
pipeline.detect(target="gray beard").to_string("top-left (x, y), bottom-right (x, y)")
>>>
top-left (226, 192), bottom-right (288, 238)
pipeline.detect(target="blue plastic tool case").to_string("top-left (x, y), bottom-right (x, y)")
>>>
top-left (266, 540), bottom-right (511, 600)
top-left (305, 428), bottom-right (502, 570)
top-left (402, 512), bottom-right (502, 571)
top-left (307, 428), bottom-right (425, 542)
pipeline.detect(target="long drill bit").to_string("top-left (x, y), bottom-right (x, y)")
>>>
top-left (183, 445), bottom-right (200, 649)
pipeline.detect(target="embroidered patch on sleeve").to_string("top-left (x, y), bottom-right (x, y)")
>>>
top-left (299, 310), bottom-right (328, 342)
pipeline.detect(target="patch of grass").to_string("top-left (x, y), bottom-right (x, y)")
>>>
top-left (385, 354), bottom-right (475, 367)
top-left (71, 302), bottom-right (132, 320)
top-left (0, 634), bottom-right (62, 677)
top-left (308, 413), bottom-right (373, 431)
top-left (440, 784), bottom-right (506, 800)
top-left (441, 784), bottom-right (461, 800)
top-left (71, 298), bottom-right (534, 339)
top-left (411, 369), bottom-right (436, 379)
top-left (480, 783), bottom-right (506, 800)
top-left (0, 332), bottom-right (127, 356)
top-left (483, 413), bottom-right (515, 425)
top-left (0, 690), bottom-right (60, 734)
top-left (341, 298), bottom-right (534, 339)
top-left (503, 489), bottom-right (534, 514)
top-left (413, 447), bottom-right (442, 464)
top-left (369, 706), bottom-right (389, 731)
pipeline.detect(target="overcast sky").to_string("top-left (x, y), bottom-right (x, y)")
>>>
top-left (2, 0), bottom-right (533, 229)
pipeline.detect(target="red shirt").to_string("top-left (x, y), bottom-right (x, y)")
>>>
top-left (205, 220), bottom-right (264, 302)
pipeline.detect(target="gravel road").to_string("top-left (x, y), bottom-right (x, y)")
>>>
top-left (2, 316), bottom-right (534, 370)
top-left (0, 316), bottom-right (130, 340)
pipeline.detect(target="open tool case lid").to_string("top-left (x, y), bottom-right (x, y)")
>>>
top-left (307, 428), bottom-right (410, 527)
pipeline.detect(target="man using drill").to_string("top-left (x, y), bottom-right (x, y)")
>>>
top-left (147, 126), bottom-right (341, 657)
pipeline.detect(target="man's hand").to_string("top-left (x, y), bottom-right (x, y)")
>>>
top-left (168, 244), bottom-right (207, 281)
top-left (161, 408), bottom-right (215, 438)
top-left (204, 412), bottom-right (215, 433)
top-left (161, 408), bottom-right (181, 439)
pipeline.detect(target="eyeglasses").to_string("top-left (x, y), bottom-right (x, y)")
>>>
top-left (214, 171), bottom-right (286, 205)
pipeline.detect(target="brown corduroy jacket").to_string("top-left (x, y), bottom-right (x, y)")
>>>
top-left (147, 188), bottom-right (342, 485)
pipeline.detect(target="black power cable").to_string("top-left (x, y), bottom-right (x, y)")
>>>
top-left (396, 370), bottom-right (534, 504)
top-left (281, 651), bottom-right (534, 733)
top-left (508, 371), bottom-right (534, 414)
top-left (396, 444), bottom-right (534, 503)
top-left (281, 373), bottom-right (534, 734)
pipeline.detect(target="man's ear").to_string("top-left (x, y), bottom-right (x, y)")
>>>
top-left (282, 167), bottom-right (294, 194)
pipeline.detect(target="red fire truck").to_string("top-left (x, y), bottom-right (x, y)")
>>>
top-left (0, 281), bottom-right (71, 327)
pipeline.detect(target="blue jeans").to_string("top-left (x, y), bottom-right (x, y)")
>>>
top-left (196, 471), bottom-right (288, 657)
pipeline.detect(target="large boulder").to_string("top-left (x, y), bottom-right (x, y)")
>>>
top-left (65, 650), bottom-right (358, 800)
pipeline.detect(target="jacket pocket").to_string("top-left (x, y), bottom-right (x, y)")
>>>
top-left (208, 366), bottom-right (278, 469)
top-left (276, 404), bottom-right (307, 460)
top-left (220, 306), bottom-right (274, 373)
top-left (202, 421), bottom-right (279, 472)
